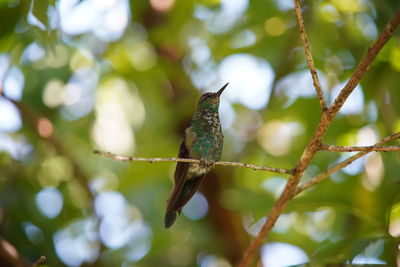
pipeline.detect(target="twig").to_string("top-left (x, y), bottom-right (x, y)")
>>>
top-left (93, 150), bottom-right (294, 175)
top-left (320, 144), bottom-right (400, 152)
top-left (31, 256), bottom-right (46, 267)
top-left (296, 132), bottom-right (400, 195)
top-left (294, 0), bottom-right (327, 111)
top-left (238, 7), bottom-right (400, 267)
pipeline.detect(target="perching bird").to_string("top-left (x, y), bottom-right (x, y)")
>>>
top-left (164, 83), bottom-right (228, 228)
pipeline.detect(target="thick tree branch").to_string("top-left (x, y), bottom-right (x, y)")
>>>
top-left (294, 0), bottom-right (327, 111)
top-left (296, 132), bottom-right (400, 195)
top-left (238, 7), bottom-right (400, 267)
top-left (320, 144), bottom-right (400, 152)
top-left (93, 150), bottom-right (294, 175)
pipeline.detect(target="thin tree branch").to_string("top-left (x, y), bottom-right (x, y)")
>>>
top-left (93, 150), bottom-right (295, 175)
top-left (31, 256), bottom-right (46, 267)
top-left (320, 144), bottom-right (400, 152)
top-left (294, 0), bottom-right (327, 111)
top-left (238, 8), bottom-right (400, 267)
top-left (296, 132), bottom-right (400, 195)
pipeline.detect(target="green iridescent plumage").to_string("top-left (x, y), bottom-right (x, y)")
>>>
top-left (164, 83), bottom-right (228, 228)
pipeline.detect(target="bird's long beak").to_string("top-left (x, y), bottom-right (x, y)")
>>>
top-left (217, 82), bottom-right (229, 97)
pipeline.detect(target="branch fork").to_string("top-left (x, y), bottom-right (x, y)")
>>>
top-left (237, 4), bottom-right (400, 267)
top-left (92, 4), bottom-right (400, 267)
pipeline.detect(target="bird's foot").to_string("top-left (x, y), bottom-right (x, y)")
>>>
top-left (200, 158), bottom-right (214, 168)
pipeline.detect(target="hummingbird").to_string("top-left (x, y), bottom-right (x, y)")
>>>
top-left (164, 83), bottom-right (228, 228)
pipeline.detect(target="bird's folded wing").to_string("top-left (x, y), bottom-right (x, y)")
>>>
top-left (166, 138), bottom-right (190, 211)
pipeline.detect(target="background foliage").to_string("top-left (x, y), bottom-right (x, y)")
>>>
top-left (0, 0), bottom-right (399, 266)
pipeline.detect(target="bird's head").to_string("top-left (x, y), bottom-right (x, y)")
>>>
top-left (197, 83), bottom-right (228, 111)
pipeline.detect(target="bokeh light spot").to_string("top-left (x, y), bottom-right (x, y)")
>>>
top-left (0, 54), bottom-right (10, 83)
top-left (37, 117), bottom-right (54, 138)
top-left (319, 3), bottom-right (340, 23)
top-left (90, 172), bottom-right (119, 193)
top-left (94, 191), bottom-right (150, 255)
top-left (125, 221), bottom-right (152, 262)
top-left (262, 177), bottom-right (286, 198)
top-left (242, 214), bottom-right (266, 236)
top-left (21, 42), bottom-right (45, 63)
top-left (59, 0), bottom-right (129, 41)
top-left (257, 121), bottom-right (302, 156)
top-left (261, 242), bottom-right (308, 267)
top-left (92, 77), bottom-right (144, 155)
top-left (44, 45), bottom-right (69, 69)
top-left (199, 254), bottom-right (232, 267)
top-left (275, 70), bottom-right (328, 107)
top-left (389, 203), bottom-right (400, 237)
top-left (62, 68), bottom-right (98, 120)
top-left (37, 156), bottom-right (73, 187)
top-left (70, 50), bottom-right (94, 71)
top-left (338, 152), bottom-right (365, 176)
top-left (230, 30), bottom-right (256, 49)
top-left (23, 222), bottom-right (44, 245)
top-left (355, 13), bottom-right (377, 39)
top-left (99, 215), bottom-right (132, 248)
top-left (104, 1), bottom-right (129, 34)
top-left (357, 126), bottom-right (378, 146)
top-left (0, 98), bottom-right (21, 132)
top-left (95, 191), bottom-right (127, 218)
top-left (264, 17), bottom-right (285, 36)
top-left (331, 82), bottom-right (364, 115)
top-left (332, 0), bottom-right (367, 13)
top-left (54, 218), bottom-right (99, 266)
top-left (35, 187), bottom-right (64, 218)
top-left (219, 54), bottom-right (274, 110)
top-left (390, 46), bottom-right (400, 71)
top-left (274, 213), bottom-right (296, 234)
top-left (43, 79), bottom-right (65, 108)
top-left (4, 67), bottom-right (24, 101)
top-left (273, 0), bottom-right (293, 11)
top-left (352, 255), bottom-right (386, 265)
top-left (0, 133), bottom-right (33, 160)
top-left (182, 192), bottom-right (209, 220)
top-left (363, 153), bottom-right (384, 191)
top-left (352, 239), bottom-right (385, 264)
top-left (63, 83), bottom-right (82, 105)
top-left (129, 41), bottom-right (157, 71)
top-left (301, 208), bottom-right (335, 241)
top-left (150, 0), bottom-right (175, 13)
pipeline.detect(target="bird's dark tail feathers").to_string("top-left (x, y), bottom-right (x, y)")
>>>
top-left (164, 175), bottom-right (206, 228)
top-left (164, 210), bottom-right (177, 228)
